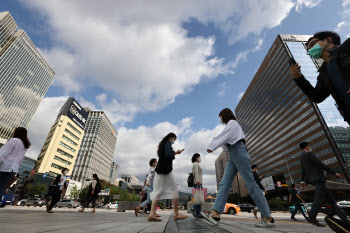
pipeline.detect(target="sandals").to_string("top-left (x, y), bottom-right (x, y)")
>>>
top-left (174, 214), bottom-right (188, 221)
top-left (148, 215), bottom-right (162, 222)
top-left (134, 207), bottom-right (139, 217)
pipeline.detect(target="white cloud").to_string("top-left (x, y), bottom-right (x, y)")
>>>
top-left (295, 0), bottom-right (322, 13)
top-left (335, 21), bottom-right (347, 32)
top-left (21, 0), bottom-right (296, 123)
top-left (343, 0), bottom-right (350, 7)
top-left (237, 92), bottom-right (245, 100)
top-left (217, 82), bottom-right (228, 97)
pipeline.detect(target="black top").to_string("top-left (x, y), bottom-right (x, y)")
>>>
top-left (300, 151), bottom-right (336, 184)
top-left (252, 171), bottom-right (265, 191)
top-left (290, 189), bottom-right (300, 205)
top-left (157, 141), bottom-right (175, 172)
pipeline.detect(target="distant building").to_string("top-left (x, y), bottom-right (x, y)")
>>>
top-left (0, 12), bottom-right (55, 146)
top-left (109, 162), bottom-right (120, 184)
top-left (120, 174), bottom-right (139, 185)
top-left (18, 156), bottom-right (36, 178)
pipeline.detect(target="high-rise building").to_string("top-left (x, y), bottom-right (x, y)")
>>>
top-left (0, 12), bottom-right (55, 146)
top-left (71, 110), bottom-right (117, 187)
top-left (34, 97), bottom-right (88, 177)
top-left (17, 156), bottom-right (36, 178)
top-left (235, 34), bottom-right (350, 186)
top-left (215, 151), bottom-right (249, 196)
top-left (121, 174), bottom-right (139, 184)
top-left (109, 162), bottom-right (120, 184)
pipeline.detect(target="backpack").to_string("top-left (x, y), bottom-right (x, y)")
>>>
top-left (94, 182), bottom-right (102, 194)
top-left (187, 173), bottom-right (194, 187)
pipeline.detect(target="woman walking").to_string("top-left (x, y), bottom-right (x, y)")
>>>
top-left (79, 174), bottom-right (100, 213)
top-left (148, 133), bottom-right (187, 222)
top-left (135, 158), bottom-right (159, 217)
top-left (203, 108), bottom-right (276, 228)
top-left (47, 168), bottom-right (68, 213)
top-left (0, 127), bottom-right (30, 201)
top-left (190, 153), bottom-right (203, 219)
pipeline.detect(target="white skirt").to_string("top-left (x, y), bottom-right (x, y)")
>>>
top-left (150, 172), bottom-right (179, 200)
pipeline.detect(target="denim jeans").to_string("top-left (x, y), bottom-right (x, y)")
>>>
top-left (192, 184), bottom-right (203, 216)
top-left (0, 172), bottom-right (14, 201)
top-left (140, 186), bottom-right (153, 208)
top-left (291, 204), bottom-right (308, 220)
top-left (212, 142), bottom-right (271, 218)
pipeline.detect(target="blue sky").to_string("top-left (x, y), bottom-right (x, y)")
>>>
top-left (1, 0), bottom-right (349, 191)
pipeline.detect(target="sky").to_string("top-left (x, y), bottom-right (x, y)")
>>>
top-left (1, 0), bottom-right (349, 193)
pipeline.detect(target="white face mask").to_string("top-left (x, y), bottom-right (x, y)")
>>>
top-left (170, 139), bottom-right (175, 144)
top-left (220, 119), bottom-right (225, 124)
top-left (63, 171), bottom-right (68, 175)
top-left (198, 158), bottom-right (201, 163)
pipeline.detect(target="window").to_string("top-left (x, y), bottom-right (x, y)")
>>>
top-left (62, 135), bottom-right (78, 146)
top-left (64, 129), bottom-right (80, 141)
top-left (59, 142), bottom-right (76, 152)
top-left (67, 122), bottom-right (82, 135)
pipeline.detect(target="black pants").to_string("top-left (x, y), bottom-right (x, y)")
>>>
top-left (84, 195), bottom-right (97, 208)
top-left (49, 190), bottom-right (62, 210)
top-left (291, 204), bottom-right (308, 220)
top-left (309, 181), bottom-right (350, 224)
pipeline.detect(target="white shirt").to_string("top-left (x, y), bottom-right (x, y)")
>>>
top-left (0, 138), bottom-right (27, 173)
top-left (208, 120), bottom-right (245, 152)
top-left (146, 167), bottom-right (156, 186)
top-left (58, 175), bottom-right (67, 190)
top-left (192, 162), bottom-right (203, 184)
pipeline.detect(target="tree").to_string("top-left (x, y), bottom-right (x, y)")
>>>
top-left (24, 183), bottom-right (46, 197)
top-left (70, 185), bottom-right (80, 199)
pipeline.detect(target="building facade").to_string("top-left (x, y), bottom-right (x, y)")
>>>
top-left (17, 156), bottom-right (36, 178)
top-left (120, 174), bottom-right (139, 185)
top-left (109, 162), bottom-right (120, 184)
top-left (0, 12), bottom-right (55, 145)
top-left (215, 151), bottom-right (249, 196)
top-left (235, 34), bottom-right (350, 187)
top-left (71, 110), bottom-right (117, 187)
top-left (34, 97), bottom-right (87, 177)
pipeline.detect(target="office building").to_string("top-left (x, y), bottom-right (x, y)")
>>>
top-left (235, 34), bottom-right (350, 186)
top-left (121, 174), bottom-right (139, 184)
top-left (71, 110), bottom-right (117, 187)
top-left (109, 162), bottom-right (120, 184)
top-left (34, 97), bottom-right (87, 177)
top-left (215, 151), bottom-right (249, 196)
top-left (0, 12), bottom-right (55, 146)
top-left (17, 156), bottom-right (36, 178)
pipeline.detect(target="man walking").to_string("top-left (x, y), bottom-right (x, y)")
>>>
top-left (291, 31), bottom-right (350, 124)
top-left (289, 184), bottom-right (308, 221)
top-left (299, 142), bottom-right (350, 227)
top-left (251, 164), bottom-right (267, 219)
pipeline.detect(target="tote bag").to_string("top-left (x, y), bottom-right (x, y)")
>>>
top-left (192, 188), bottom-right (207, 205)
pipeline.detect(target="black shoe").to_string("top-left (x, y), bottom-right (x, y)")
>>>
top-left (291, 217), bottom-right (298, 221)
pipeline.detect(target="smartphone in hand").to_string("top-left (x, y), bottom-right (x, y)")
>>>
top-left (289, 57), bottom-right (296, 67)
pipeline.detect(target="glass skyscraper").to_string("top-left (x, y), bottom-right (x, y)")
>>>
top-left (0, 11), bottom-right (55, 145)
top-left (235, 34), bottom-right (350, 186)
top-left (17, 156), bottom-right (36, 178)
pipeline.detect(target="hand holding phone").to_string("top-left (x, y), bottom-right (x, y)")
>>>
top-left (289, 57), bottom-right (296, 67)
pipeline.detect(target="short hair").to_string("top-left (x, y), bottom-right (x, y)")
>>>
top-left (251, 164), bottom-right (258, 170)
top-left (61, 168), bottom-right (68, 173)
top-left (299, 142), bottom-right (309, 150)
top-left (306, 31), bottom-right (341, 47)
top-left (149, 158), bottom-right (157, 166)
top-left (291, 184), bottom-right (296, 188)
top-left (192, 153), bottom-right (200, 163)
top-left (219, 108), bottom-right (236, 124)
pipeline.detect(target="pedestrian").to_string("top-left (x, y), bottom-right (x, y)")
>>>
top-left (139, 175), bottom-right (149, 214)
top-left (148, 133), bottom-right (187, 222)
top-left (299, 142), bottom-right (350, 227)
top-left (0, 127), bottom-right (30, 201)
top-left (291, 31), bottom-right (350, 124)
top-left (189, 153), bottom-right (204, 219)
top-left (203, 108), bottom-right (275, 228)
top-left (135, 158), bottom-right (160, 217)
top-left (79, 174), bottom-right (100, 213)
top-left (251, 164), bottom-right (267, 219)
top-left (289, 183), bottom-right (308, 221)
top-left (47, 168), bottom-right (68, 213)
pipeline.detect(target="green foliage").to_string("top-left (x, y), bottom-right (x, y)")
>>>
top-left (24, 183), bottom-right (46, 197)
top-left (268, 198), bottom-right (288, 211)
top-left (78, 186), bottom-right (90, 204)
top-left (70, 185), bottom-right (80, 199)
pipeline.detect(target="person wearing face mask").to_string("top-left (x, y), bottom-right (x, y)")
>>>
top-left (291, 31), bottom-right (350, 125)
top-left (148, 132), bottom-right (187, 222)
top-left (190, 153), bottom-right (203, 219)
top-left (299, 142), bottom-right (349, 227)
top-left (79, 174), bottom-right (100, 213)
top-left (47, 168), bottom-right (68, 213)
top-left (135, 158), bottom-right (159, 217)
top-left (202, 108), bottom-right (275, 228)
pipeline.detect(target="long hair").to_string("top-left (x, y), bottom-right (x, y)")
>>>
top-left (157, 133), bottom-right (177, 156)
top-left (12, 127), bottom-right (31, 149)
top-left (93, 174), bottom-right (99, 182)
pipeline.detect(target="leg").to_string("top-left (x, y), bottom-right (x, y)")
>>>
top-left (291, 205), bottom-right (299, 219)
top-left (148, 199), bottom-right (162, 222)
top-left (140, 187), bottom-right (152, 209)
top-left (91, 196), bottom-right (97, 212)
top-left (299, 205), bottom-right (309, 221)
top-left (325, 188), bottom-right (350, 224)
top-left (49, 192), bottom-right (61, 211)
top-left (212, 156), bottom-right (238, 215)
top-left (172, 198), bottom-right (179, 216)
top-left (0, 172), bottom-right (13, 200)
top-left (233, 146), bottom-right (271, 219)
top-left (308, 182), bottom-right (326, 220)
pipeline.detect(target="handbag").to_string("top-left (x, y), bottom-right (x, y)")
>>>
top-left (193, 188), bottom-right (205, 205)
top-left (187, 173), bottom-right (194, 187)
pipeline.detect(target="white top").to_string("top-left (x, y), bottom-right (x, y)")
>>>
top-left (58, 175), bottom-right (67, 190)
top-left (91, 179), bottom-right (97, 188)
top-left (192, 162), bottom-right (203, 184)
top-left (146, 167), bottom-right (156, 186)
top-left (0, 138), bottom-right (27, 173)
top-left (208, 120), bottom-right (245, 152)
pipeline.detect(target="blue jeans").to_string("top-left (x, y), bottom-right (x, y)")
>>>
top-left (0, 172), bottom-right (14, 201)
top-left (212, 142), bottom-right (272, 218)
top-left (140, 186), bottom-right (153, 208)
top-left (193, 184), bottom-right (203, 216)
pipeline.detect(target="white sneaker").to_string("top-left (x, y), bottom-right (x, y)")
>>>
top-left (255, 219), bottom-right (276, 228)
top-left (200, 212), bottom-right (218, 225)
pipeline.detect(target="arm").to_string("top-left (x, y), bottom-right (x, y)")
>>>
top-left (253, 172), bottom-right (265, 190)
top-left (0, 139), bottom-right (16, 163)
top-left (308, 152), bottom-right (336, 175)
top-left (91, 180), bottom-right (96, 194)
top-left (193, 163), bottom-right (200, 184)
top-left (208, 123), bottom-right (236, 151)
top-left (294, 75), bottom-right (330, 103)
top-left (301, 164), bottom-right (306, 183)
top-left (289, 194), bottom-right (292, 204)
top-left (296, 194), bottom-right (305, 203)
top-left (164, 142), bottom-right (175, 160)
